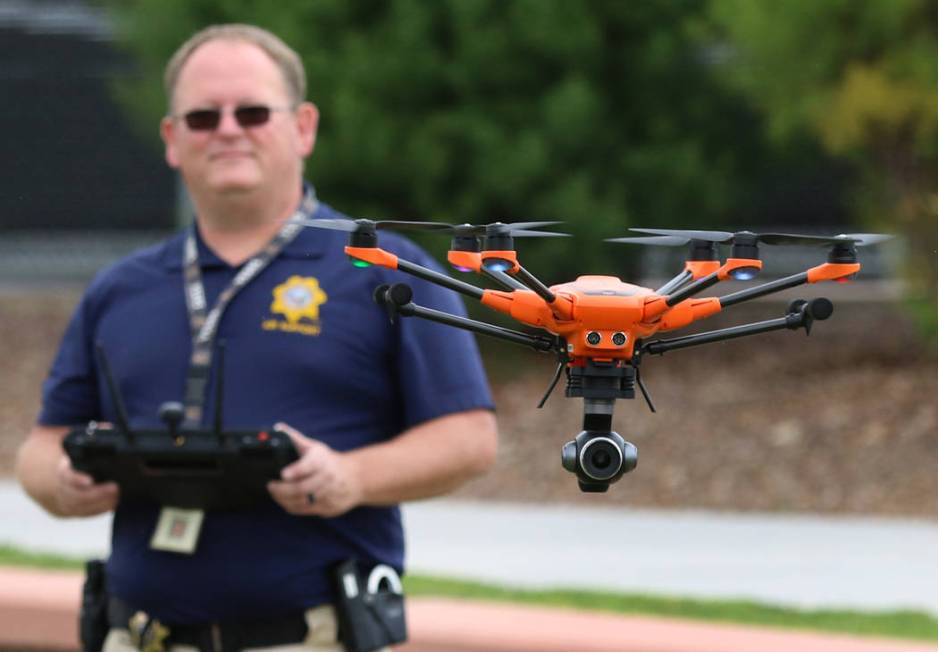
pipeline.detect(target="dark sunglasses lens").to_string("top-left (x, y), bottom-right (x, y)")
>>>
top-left (235, 106), bottom-right (271, 127)
top-left (184, 109), bottom-right (221, 131)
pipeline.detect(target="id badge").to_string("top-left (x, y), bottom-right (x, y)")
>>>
top-left (150, 507), bottom-right (204, 554)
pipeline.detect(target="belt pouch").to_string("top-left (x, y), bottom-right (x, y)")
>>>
top-left (332, 559), bottom-right (407, 652)
top-left (80, 559), bottom-right (110, 652)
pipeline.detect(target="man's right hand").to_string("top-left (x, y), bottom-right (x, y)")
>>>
top-left (15, 425), bottom-right (119, 518)
top-left (54, 455), bottom-right (119, 516)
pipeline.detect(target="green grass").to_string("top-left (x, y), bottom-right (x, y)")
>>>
top-left (3, 543), bottom-right (937, 642)
top-left (403, 575), bottom-right (938, 642)
top-left (0, 544), bottom-right (84, 570)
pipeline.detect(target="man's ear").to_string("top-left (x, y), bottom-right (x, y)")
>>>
top-left (160, 116), bottom-right (180, 169)
top-left (295, 102), bottom-right (319, 157)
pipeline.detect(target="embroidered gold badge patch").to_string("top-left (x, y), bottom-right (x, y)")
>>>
top-left (263, 276), bottom-right (328, 336)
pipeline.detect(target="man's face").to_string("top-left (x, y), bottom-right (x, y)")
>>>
top-left (161, 39), bottom-right (317, 198)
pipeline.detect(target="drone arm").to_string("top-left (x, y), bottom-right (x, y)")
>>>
top-left (346, 246), bottom-right (486, 301)
top-left (479, 250), bottom-right (574, 320)
top-left (660, 259), bottom-right (761, 309)
top-left (445, 250), bottom-right (528, 291)
top-left (512, 265), bottom-right (558, 303)
top-left (719, 271), bottom-right (809, 308)
top-left (396, 258), bottom-right (486, 301)
top-left (663, 270), bottom-right (721, 306)
top-left (654, 269), bottom-right (694, 296)
top-left (655, 260), bottom-right (722, 296)
top-left (377, 283), bottom-right (557, 352)
top-left (643, 297), bottom-right (833, 355)
top-left (719, 262), bottom-right (860, 308)
top-left (484, 267), bottom-right (528, 291)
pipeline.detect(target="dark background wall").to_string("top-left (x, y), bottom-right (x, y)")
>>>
top-left (0, 1), bottom-right (174, 231)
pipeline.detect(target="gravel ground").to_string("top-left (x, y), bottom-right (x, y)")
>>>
top-left (2, 286), bottom-right (936, 518)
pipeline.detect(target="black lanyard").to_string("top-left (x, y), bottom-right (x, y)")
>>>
top-left (181, 189), bottom-right (319, 426)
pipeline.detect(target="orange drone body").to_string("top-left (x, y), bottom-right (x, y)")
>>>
top-left (480, 276), bottom-right (723, 362)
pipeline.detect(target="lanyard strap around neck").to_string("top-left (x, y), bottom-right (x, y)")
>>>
top-left (181, 190), bottom-right (319, 426)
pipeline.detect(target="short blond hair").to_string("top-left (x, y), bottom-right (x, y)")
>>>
top-left (164, 24), bottom-right (306, 109)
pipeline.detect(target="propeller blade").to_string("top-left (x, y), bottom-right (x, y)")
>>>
top-left (630, 228), bottom-right (734, 242)
top-left (606, 235), bottom-right (690, 246)
top-left (837, 233), bottom-right (894, 246)
top-left (375, 220), bottom-right (454, 231)
top-left (500, 220), bottom-right (563, 231)
top-left (511, 229), bottom-right (572, 238)
top-left (440, 220), bottom-right (565, 236)
top-left (757, 233), bottom-right (850, 246)
top-left (297, 218), bottom-right (364, 232)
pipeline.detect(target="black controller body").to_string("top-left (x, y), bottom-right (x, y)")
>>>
top-left (64, 423), bottom-right (298, 510)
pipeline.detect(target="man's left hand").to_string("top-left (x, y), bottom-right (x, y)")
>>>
top-left (267, 423), bottom-right (362, 517)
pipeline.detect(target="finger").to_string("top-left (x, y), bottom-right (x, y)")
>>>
top-left (275, 422), bottom-right (315, 455)
top-left (267, 479), bottom-right (311, 506)
top-left (268, 478), bottom-right (333, 516)
top-left (57, 455), bottom-right (101, 488)
top-left (64, 470), bottom-right (98, 489)
top-left (268, 475), bottom-right (322, 503)
top-left (64, 482), bottom-right (119, 508)
top-left (301, 470), bottom-right (334, 499)
top-left (60, 483), bottom-right (119, 516)
top-left (84, 482), bottom-right (120, 498)
top-left (280, 443), bottom-right (329, 481)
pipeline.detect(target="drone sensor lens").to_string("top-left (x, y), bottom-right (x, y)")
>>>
top-left (729, 266), bottom-right (760, 281)
top-left (586, 331), bottom-right (602, 346)
top-left (482, 258), bottom-right (513, 273)
top-left (612, 332), bottom-right (627, 346)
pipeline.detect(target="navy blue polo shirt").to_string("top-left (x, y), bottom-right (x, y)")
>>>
top-left (38, 199), bottom-right (494, 624)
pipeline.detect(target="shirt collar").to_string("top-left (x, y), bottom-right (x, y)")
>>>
top-left (159, 183), bottom-right (343, 270)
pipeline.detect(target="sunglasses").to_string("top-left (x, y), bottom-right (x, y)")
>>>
top-left (176, 105), bottom-right (292, 131)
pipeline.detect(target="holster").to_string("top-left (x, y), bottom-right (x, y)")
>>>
top-left (332, 560), bottom-right (407, 652)
top-left (79, 559), bottom-right (110, 652)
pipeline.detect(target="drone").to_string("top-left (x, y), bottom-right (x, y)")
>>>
top-left (302, 216), bottom-right (891, 492)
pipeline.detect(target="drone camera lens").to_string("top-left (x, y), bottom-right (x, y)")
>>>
top-left (592, 449), bottom-right (612, 469)
top-left (579, 437), bottom-right (624, 481)
top-left (586, 331), bottom-right (602, 346)
top-left (612, 332), bottom-right (627, 346)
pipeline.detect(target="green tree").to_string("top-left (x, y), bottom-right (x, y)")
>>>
top-left (106, 0), bottom-right (825, 282)
top-left (709, 0), bottom-right (938, 337)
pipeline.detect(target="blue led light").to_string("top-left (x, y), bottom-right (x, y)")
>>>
top-left (483, 258), bottom-right (513, 273)
top-left (454, 265), bottom-right (474, 273)
top-left (729, 267), bottom-right (760, 281)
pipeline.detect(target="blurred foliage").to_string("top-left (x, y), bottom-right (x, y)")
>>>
top-left (709, 0), bottom-right (938, 339)
top-left (100, 0), bottom-right (844, 283)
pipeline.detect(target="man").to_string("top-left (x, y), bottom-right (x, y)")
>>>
top-left (15, 24), bottom-right (497, 651)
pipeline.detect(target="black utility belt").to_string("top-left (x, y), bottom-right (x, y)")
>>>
top-left (87, 560), bottom-right (407, 652)
top-left (108, 598), bottom-right (308, 651)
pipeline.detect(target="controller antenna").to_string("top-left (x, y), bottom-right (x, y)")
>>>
top-left (94, 343), bottom-right (133, 442)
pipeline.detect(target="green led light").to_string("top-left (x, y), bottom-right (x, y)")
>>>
top-left (350, 259), bottom-right (372, 268)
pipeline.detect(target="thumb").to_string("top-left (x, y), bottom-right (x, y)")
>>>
top-left (275, 422), bottom-right (315, 454)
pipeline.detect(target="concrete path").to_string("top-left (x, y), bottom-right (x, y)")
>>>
top-left (2, 480), bottom-right (937, 615)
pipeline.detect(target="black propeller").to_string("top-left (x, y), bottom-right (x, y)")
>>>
top-left (441, 221), bottom-right (568, 238)
top-left (621, 228), bottom-right (892, 248)
top-left (298, 217), bottom-right (453, 233)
